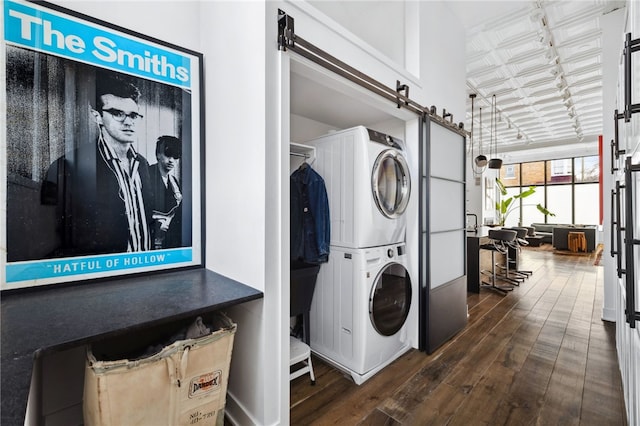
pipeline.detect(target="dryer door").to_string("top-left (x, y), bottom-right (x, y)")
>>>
top-left (369, 262), bottom-right (412, 336)
top-left (371, 150), bottom-right (411, 218)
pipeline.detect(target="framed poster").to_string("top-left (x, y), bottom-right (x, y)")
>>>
top-left (2, 0), bottom-right (204, 290)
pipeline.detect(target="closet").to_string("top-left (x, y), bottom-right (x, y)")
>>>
top-left (289, 141), bottom-right (320, 345)
top-left (290, 142), bottom-right (315, 170)
top-left (287, 57), bottom-right (416, 347)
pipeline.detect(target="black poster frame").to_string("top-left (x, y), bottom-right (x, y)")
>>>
top-left (3, 0), bottom-right (205, 290)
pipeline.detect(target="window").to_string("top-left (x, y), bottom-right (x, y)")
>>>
top-left (521, 161), bottom-right (545, 186)
top-left (575, 183), bottom-right (599, 224)
top-left (574, 156), bottom-right (599, 183)
top-left (520, 187), bottom-right (545, 227)
top-left (546, 185), bottom-right (572, 223)
top-left (503, 187), bottom-right (522, 227)
top-left (504, 165), bottom-right (515, 179)
top-left (497, 156), bottom-right (600, 227)
top-left (551, 159), bottom-right (572, 175)
top-left (547, 159), bottom-right (572, 184)
top-left (500, 164), bottom-right (520, 186)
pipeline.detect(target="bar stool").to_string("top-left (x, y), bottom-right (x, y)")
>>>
top-left (480, 229), bottom-right (518, 295)
top-left (290, 336), bottom-right (316, 385)
top-left (491, 228), bottom-right (525, 286)
top-left (524, 226), bottom-right (544, 247)
top-left (504, 227), bottom-right (532, 278)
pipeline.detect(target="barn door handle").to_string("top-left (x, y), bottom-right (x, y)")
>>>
top-left (616, 181), bottom-right (625, 279)
top-left (624, 33), bottom-right (640, 122)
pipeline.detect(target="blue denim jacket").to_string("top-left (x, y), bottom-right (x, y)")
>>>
top-left (291, 164), bottom-right (330, 264)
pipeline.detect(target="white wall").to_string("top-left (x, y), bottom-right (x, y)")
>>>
top-left (466, 167), bottom-right (483, 223)
top-left (202, 2), bottom-right (266, 290)
top-left (56, 1), bottom-right (201, 52)
top-left (200, 2), bottom-right (280, 424)
top-left (421, 3), bottom-right (466, 124)
top-left (307, 1), bottom-right (407, 69)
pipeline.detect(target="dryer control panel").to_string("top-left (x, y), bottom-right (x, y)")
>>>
top-left (388, 245), bottom-right (406, 258)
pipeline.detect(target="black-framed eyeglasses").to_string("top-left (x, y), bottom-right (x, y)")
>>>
top-left (102, 108), bottom-right (144, 122)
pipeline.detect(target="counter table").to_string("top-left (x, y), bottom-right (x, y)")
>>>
top-left (1, 268), bottom-right (263, 426)
top-left (466, 227), bottom-right (518, 293)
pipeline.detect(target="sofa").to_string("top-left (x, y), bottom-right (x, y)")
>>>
top-left (530, 223), bottom-right (597, 252)
top-left (530, 223), bottom-right (555, 243)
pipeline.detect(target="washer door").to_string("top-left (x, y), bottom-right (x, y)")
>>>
top-left (371, 150), bottom-right (411, 218)
top-left (369, 262), bottom-right (412, 336)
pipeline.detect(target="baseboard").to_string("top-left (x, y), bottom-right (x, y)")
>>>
top-left (224, 391), bottom-right (259, 426)
top-left (601, 307), bottom-right (616, 323)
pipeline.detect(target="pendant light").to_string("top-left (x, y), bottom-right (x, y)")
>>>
top-left (478, 106), bottom-right (487, 167)
top-left (470, 94), bottom-right (487, 173)
top-left (488, 94), bottom-right (503, 170)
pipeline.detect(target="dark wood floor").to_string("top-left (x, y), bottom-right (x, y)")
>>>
top-left (290, 245), bottom-right (627, 425)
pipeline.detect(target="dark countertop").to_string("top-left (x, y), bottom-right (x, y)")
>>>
top-left (466, 227), bottom-right (493, 293)
top-left (466, 225), bottom-right (496, 238)
top-left (1, 268), bottom-right (263, 426)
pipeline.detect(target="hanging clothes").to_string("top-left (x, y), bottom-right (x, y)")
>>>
top-left (290, 163), bottom-right (330, 264)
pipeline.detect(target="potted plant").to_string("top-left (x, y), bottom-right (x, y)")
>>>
top-left (495, 178), bottom-right (555, 226)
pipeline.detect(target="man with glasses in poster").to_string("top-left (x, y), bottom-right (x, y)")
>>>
top-left (42, 69), bottom-right (153, 257)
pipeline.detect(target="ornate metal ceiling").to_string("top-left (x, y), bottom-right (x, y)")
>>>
top-left (454, 0), bottom-right (626, 155)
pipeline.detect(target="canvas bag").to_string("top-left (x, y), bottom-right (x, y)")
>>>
top-left (83, 314), bottom-right (236, 426)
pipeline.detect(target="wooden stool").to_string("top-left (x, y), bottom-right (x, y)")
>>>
top-left (568, 231), bottom-right (587, 252)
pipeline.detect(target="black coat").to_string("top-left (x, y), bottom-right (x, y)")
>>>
top-left (40, 141), bottom-right (153, 257)
top-left (149, 164), bottom-right (183, 249)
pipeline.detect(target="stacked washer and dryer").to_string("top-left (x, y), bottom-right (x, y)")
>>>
top-left (305, 126), bottom-right (412, 385)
